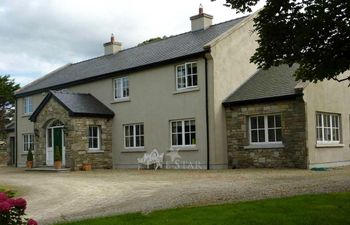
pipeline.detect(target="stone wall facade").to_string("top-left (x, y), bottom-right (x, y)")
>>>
top-left (34, 98), bottom-right (113, 170)
top-left (225, 98), bottom-right (307, 168)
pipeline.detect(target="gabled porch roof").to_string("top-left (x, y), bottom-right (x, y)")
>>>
top-left (29, 90), bottom-right (114, 122)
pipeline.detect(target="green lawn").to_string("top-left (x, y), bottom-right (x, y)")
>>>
top-left (56, 192), bottom-right (350, 225)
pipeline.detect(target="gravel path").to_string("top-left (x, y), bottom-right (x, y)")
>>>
top-left (1, 167), bottom-right (350, 224)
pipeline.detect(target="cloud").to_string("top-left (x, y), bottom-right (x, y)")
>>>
top-left (0, 0), bottom-right (265, 86)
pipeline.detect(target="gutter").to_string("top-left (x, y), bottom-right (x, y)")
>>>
top-left (204, 56), bottom-right (210, 170)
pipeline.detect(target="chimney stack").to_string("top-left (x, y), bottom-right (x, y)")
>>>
top-left (190, 4), bottom-right (213, 31)
top-left (103, 34), bottom-right (122, 55)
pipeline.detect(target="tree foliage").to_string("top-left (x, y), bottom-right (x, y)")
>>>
top-left (216, 0), bottom-right (350, 83)
top-left (0, 75), bottom-right (20, 138)
top-left (138, 36), bottom-right (168, 46)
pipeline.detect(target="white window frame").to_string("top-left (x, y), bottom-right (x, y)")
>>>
top-left (23, 133), bottom-right (34, 152)
top-left (249, 114), bottom-right (282, 145)
top-left (176, 62), bottom-right (198, 90)
top-left (88, 126), bottom-right (101, 151)
top-left (114, 77), bottom-right (129, 100)
top-left (23, 97), bottom-right (33, 115)
top-left (170, 119), bottom-right (196, 147)
top-left (316, 112), bottom-right (341, 144)
top-left (124, 123), bottom-right (144, 149)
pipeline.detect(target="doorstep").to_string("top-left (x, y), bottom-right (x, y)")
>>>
top-left (25, 167), bottom-right (71, 172)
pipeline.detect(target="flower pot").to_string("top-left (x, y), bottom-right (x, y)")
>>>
top-left (26, 161), bottom-right (33, 169)
top-left (54, 161), bottom-right (62, 169)
top-left (82, 163), bottom-right (92, 171)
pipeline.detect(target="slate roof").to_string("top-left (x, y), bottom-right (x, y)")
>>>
top-left (16, 16), bottom-right (248, 97)
top-left (29, 91), bottom-right (114, 122)
top-left (223, 65), bottom-right (303, 106)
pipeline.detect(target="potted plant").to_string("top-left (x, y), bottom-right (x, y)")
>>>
top-left (54, 146), bottom-right (62, 169)
top-left (82, 161), bottom-right (92, 171)
top-left (26, 148), bottom-right (34, 168)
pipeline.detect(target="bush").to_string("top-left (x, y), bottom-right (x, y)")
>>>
top-left (0, 188), bottom-right (16, 198)
top-left (0, 192), bottom-right (38, 225)
top-left (54, 146), bottom-right (61, 162)
top-left (27, 148), bottom-right (33, 162)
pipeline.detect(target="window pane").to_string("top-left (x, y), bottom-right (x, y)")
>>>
top-left (268, 129), bottom-right (275, 142)
top-left (324, 128), bottom-right (331, 141)
top-left (193, 74), bottom-right (198, 86)
top-left (317, 128), bottom-right (323, 141)
top-left (316, 114), bottom-right (322, 127)
top-left (258, 116), bottom-right (265, 128)
top-left (258, 130), bottom-right (265, 142)
top-left (250, 117), bottom-right (257, 129)
top-left (192, 64), bottom-right (197, 74)
top-left (136, 136), bottom-right (140, 147)
top-left (275, 115), bottom-right (281, 127)
top-left (276, 129), bottom-right (282, 141)
top-left (268, 116), bottom-right (275, 128)
top-left (185, 133), bottom-right (190, 145)
top-left (171, 122), bottom-right (177, 133)
top-left (251, 130), bottom-right (258, 142)
top-left (141, 136), bottom-right (144, 147)
top-left (333, 128), bottom-right (339, 141)
top-left (48, 129), bottom-right (52, 147)
top-left (177, 133), bottom-right (182, 145)
top-left (140, 125), bottom-right (144, 135)
top-left (185, 121), bottom-right (190, 132)
top-left (172, 134), bottom-right (177, 145)
top-left (190, 120), bottom-right (195, 132)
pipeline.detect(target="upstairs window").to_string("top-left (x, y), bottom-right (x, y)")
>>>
top-left (88, 126), bottom-right (101, 150)
top-left (249, 115), bottom-right (282, 144)
top-left (23, 97), bottom-right (33, 115)
top-left (176, 62), bottom-right (197, 90)
top-left (114, 77), bottom-right (129, 99)
top-left (316, 113), bottom-right (340, 143)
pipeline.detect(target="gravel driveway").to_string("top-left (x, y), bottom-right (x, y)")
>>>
top-left (1, 167), bottom-right (350, 224)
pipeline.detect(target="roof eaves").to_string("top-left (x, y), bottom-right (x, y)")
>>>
top-left (15, 51), bottom-right (208, 98)
top-left (223, 93), bottom-right (304, 107)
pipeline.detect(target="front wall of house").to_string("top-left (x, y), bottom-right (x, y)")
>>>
top-left (16, 57), bottom-right (208, 168)
top-left (33, 98), bottom-right (113, 170)
top-left (225, 99), bottom-right (307, 168)
top-left (303, 71), bottom-right (350, 168)
top-left (69, 58), bottom-right (208, 168)
top-left (208, 16), bottom-right (259, 168)
top-left (16, 93), bottom-right (45, 167)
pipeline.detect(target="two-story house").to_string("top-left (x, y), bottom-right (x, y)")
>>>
top-left (13, 7), bottom-right (350, 170)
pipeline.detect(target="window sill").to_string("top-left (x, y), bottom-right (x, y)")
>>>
top-left (316, 143), bottom-right (344, 148)
top-left (168, 146), bottom-right (198, 152)
top-left (87, 150), bottom-right (104, 154)
top-left (121, 148), bottom-right (146, 153)
top-left (244, 143), bottom-right (285, 149)
top-left (22, 114), bottom-right (32, 118)
top-left (173, 87), bottom-right (199, 95)
top-left (111, 97), bottom-right (130, 104)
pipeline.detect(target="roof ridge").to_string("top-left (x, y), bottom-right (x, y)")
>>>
top-left (70, 16), bottom-right (249, 67)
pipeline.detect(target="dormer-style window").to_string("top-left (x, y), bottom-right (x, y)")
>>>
top-left (176, 62), bottom-right (197, 90)
top-left (114, 77), bottom-right (129, 99)
top-left (23, 97), bottom-right (33, 115)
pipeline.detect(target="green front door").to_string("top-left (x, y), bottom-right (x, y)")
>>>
top-left (53, 128), bottom-right (62, 162)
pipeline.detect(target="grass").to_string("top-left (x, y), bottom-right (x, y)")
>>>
top-left (56, 192), bottom-right (350, 225)
top-left (0, 185), bottom-right (16, 197)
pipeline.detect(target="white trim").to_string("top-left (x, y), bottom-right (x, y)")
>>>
top-left (172, 87), bottom-right (200, 95)
top-left (123, 123), bottom-right (144, 149)
top-left (316, 112), bottom-right (341, 144)
top-left (175, 62), bottom-right (198, 90)
top-left (244, 143), bottom-right (285, 149)
top-left (249, 114), bottom-right (282, 145)
top-left (88, 126), bottom-right (101, 151)
top-left (170, 119), bottom-right (196, 147)
top-left (114, 77), bottom-right (129, 100)
top-left (315, 143), bottom-right (344, 148)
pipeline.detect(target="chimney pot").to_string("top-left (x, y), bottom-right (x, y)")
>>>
top-left (111, 33), bottom-right (115, 43)
top-left (199, 4), bottom-right (203, 14)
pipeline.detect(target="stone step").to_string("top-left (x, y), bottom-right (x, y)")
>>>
top-left (25, 167), bottom-right (71, 172)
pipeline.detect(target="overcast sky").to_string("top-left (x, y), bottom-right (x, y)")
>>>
top-left (0, 0), bottom-right (265, 86)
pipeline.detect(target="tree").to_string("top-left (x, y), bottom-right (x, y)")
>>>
top-left (137, 36), bottom-right (168, 46)
top-left (0, 75), bottom-right (20, 139)
top-left (214, 0), bottom-right (350, 83)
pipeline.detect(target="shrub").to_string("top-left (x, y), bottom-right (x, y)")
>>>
top-left (54, 146), bottom-right (61, 162)
top-left (0, 192), bottom-right (38, 225)
top-left (27, 148), bottom-right (33, 162)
